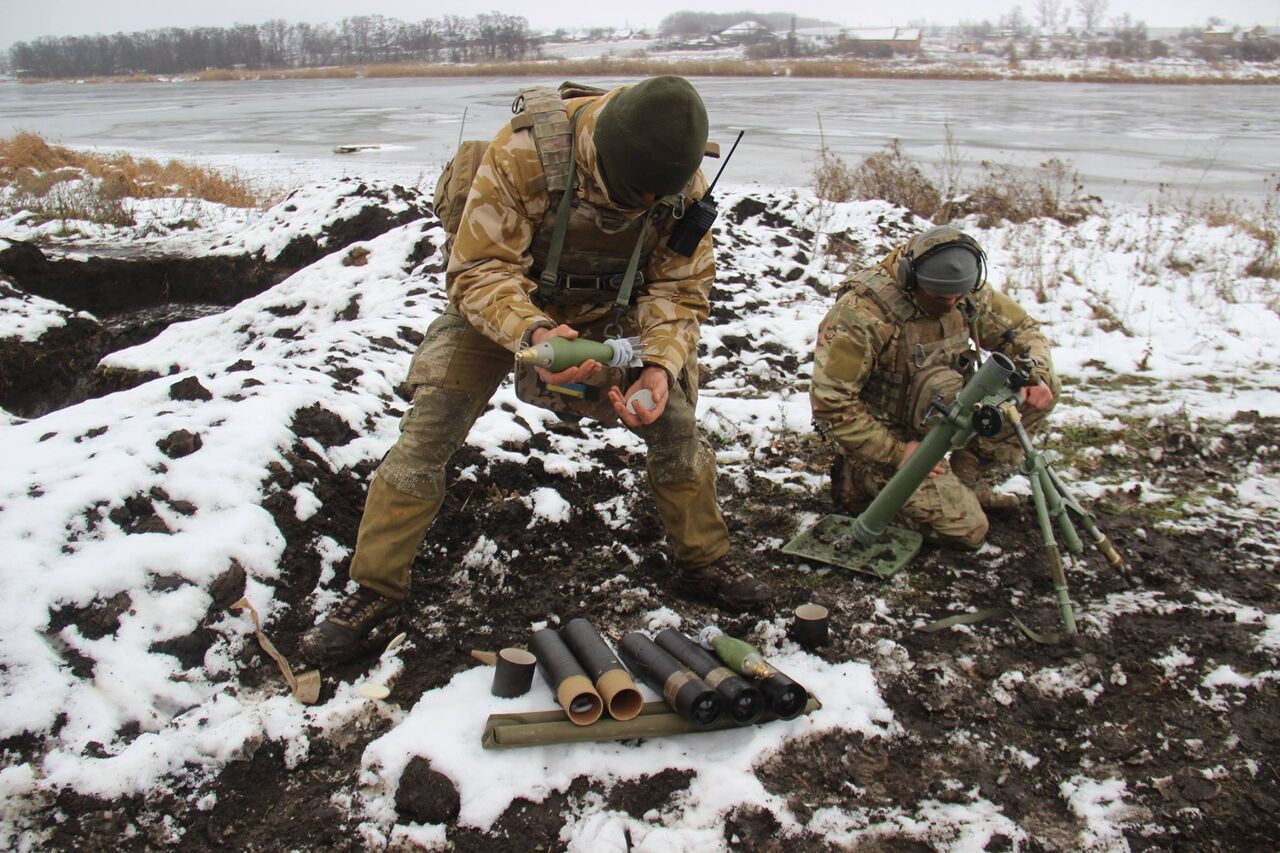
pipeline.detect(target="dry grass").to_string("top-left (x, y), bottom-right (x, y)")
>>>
top-left (812, 139), bottom-right (941, 219)
top-left (0, 131), bottom-right (262, 212)
top-left (962, 158), bottom-right (1094, 227)
top-left (842, 140), bottom-right (941, 220)
top-left (810, 136), bottom-right (1096, 231)
top-left (1186, 177), bottom-right (1279, 281)
top-left (813, 149), bottom-right (859, 203)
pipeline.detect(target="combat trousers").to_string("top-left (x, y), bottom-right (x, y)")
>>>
top-left (832, 390), bottom-right (1059, 550)
top-left (349, 307), bottom-right (730, 600)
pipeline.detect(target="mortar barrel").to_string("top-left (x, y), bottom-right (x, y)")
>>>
top-left (853, 353), bottom-right (1015, 542)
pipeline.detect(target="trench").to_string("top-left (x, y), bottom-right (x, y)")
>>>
top-left (0, 243), bottom-right (287, 419)
top-left (0, 197), bottom-right (436, 419)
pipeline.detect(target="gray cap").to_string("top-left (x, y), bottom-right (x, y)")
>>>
top-left (914, 245), bottom-right (980, 294)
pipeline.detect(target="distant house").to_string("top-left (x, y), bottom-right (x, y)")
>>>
top-left (840, 27), bottom-right (922, 55)
top-left (1202, 25), bottom-right (1236, 46)
top-left (717, 20), bottom-right (776, 45)
top-left (1242, 25), bottom-right (1271, 43)
top-left (791, 25), bottom-right (842, 50)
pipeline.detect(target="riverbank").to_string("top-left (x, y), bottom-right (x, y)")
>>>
top-left (15, 54), bottom-right (1280, 86)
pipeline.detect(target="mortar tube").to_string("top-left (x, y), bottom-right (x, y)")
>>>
top-left (654, 629), bottom-right (765, 724)
top-left (529, 628), bottom-right (603, 726)
top-left (618, 632), bottom-right (723, 728)
top-left (852, 352), bottom-right (1016, 543)
top-left (561, 618), bottom-right (643, 721)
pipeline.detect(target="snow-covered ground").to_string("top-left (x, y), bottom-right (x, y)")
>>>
top-left (0, 151), bottom-right (1278, 847)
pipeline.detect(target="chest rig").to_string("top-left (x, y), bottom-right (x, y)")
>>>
top-left (854, 272), bottom-right (978, 435)
top-left (515, 85), bottom-right (674, 311)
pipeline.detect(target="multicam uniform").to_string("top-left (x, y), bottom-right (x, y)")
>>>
top-left (810, 246), bottom-right (1059, 548)
top-left (349, 86), bottom-right (727, 600)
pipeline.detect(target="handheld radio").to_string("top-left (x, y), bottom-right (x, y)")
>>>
top-left (667, 130), bottom-right (744, 257)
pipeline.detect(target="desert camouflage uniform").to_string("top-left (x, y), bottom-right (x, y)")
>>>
top-left (350, 87), bottom-right (727, 600)
top-left (811, 246), bottom-right (1059, 548)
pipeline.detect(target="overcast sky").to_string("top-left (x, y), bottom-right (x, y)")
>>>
top-left (3, 0), bottom-right (1277, 46)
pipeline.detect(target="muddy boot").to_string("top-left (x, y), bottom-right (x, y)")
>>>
top-left (674, 558), bottom-right (774, 613)
top-left (950, 449), bottom-right (1021, 510)
top-left (300, 586), bottom-right (403, 667)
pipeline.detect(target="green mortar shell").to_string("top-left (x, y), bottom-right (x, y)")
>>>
top-left (708, 634), bottom-right (772, 680)
top-left (521, 337), bottom-right (617, 372)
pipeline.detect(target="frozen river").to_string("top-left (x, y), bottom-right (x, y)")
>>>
top-left (1, 76), bottom-right (1276, 203)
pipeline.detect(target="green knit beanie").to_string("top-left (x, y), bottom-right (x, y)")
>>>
top-left (593, 76), bottom-right (709, 200)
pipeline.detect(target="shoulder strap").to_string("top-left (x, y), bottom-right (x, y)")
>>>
top-left (557, 80), bottom-right (609, 100)
top-left (537, 111), bottom-right (580, 298)
top-left (512, 86), bottom-right (574, 194)
top-left (859, 274), bottom-right (916, 325)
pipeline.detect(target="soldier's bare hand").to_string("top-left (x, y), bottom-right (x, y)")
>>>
top-left (609, 367), bottom-right (669, 427)
top-left (530, 324), bottom-right (577, 346)
top-left (900, 440), bottom-right (944, 478)
top-left (537, 360), bottom-right (604, 385)
top-left (530, 324), bottom-right (605, 384)
top-left (1020, 381), bottom-right (1054, 411)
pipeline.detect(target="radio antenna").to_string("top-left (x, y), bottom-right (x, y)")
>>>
top-left (705, 130), bottom-right (744, 197)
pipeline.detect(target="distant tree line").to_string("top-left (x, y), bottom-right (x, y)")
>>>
top-left (657, 11), bottom-right (829, 38)
top-left (8, 14), bottom-right (537, 77)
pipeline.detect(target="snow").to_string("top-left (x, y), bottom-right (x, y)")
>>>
top-left (0, 282), bottom-right (83, 341)
top-left (359, 650), bottom-right (889, 835)
top-left (1, 145), bottom-right (1279, 844)
top-left (1061, 775), bottom-right (1137, 850)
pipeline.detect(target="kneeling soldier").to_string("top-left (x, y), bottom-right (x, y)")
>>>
top-left (811, 225), bottom-right (1059, 549)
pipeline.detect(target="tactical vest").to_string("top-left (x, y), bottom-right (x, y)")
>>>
top-left (852, 270), bottom-right (978, 435)
top-left (433, 82), bottom-right (674, 308)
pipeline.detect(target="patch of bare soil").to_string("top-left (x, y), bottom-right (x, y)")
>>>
top-left (34, 393), bottom-right (1278, 850)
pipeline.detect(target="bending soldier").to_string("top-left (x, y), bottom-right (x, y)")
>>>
top-left (302, 76), bottom-right (772, 666)
top-left (810, 225), bottom-right (1059, 549)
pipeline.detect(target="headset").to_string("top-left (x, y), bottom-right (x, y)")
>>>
top-left (896, 228), bottom-right (988, 294)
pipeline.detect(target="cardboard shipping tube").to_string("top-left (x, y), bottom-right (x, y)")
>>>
top-left (561, 618), bottom-right (643, 721)
top-left (530, 628), bottom-right (603, 726)
top-left (594, 667), bottom-right (644, 721)
top-left (554, 674), bottom-right (604, 726)
top-left (655, 628), bottom-right (765, 724)
top-left (618, 632), bottom-right (723, 728)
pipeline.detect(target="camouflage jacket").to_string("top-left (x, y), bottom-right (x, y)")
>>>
top-left (446, 86), bottom-right (713, 380)
top-left (811, 248), bottom-right (1056, 466)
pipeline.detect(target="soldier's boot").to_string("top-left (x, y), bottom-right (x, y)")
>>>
top-left (299, 586), bottom-right (403, 667)
top-left (674, 557), bottom-right (774, 613)
top-left (950, 449), bottom-right (1021, 510)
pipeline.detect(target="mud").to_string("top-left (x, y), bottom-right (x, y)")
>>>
top-left (5, 194), bottom-right (1278, 850)
top-left (29, 396), bottom-right (1276, 850)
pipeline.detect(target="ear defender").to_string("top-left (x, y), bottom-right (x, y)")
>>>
top-left (898, 232), bottom-right (987, 294)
